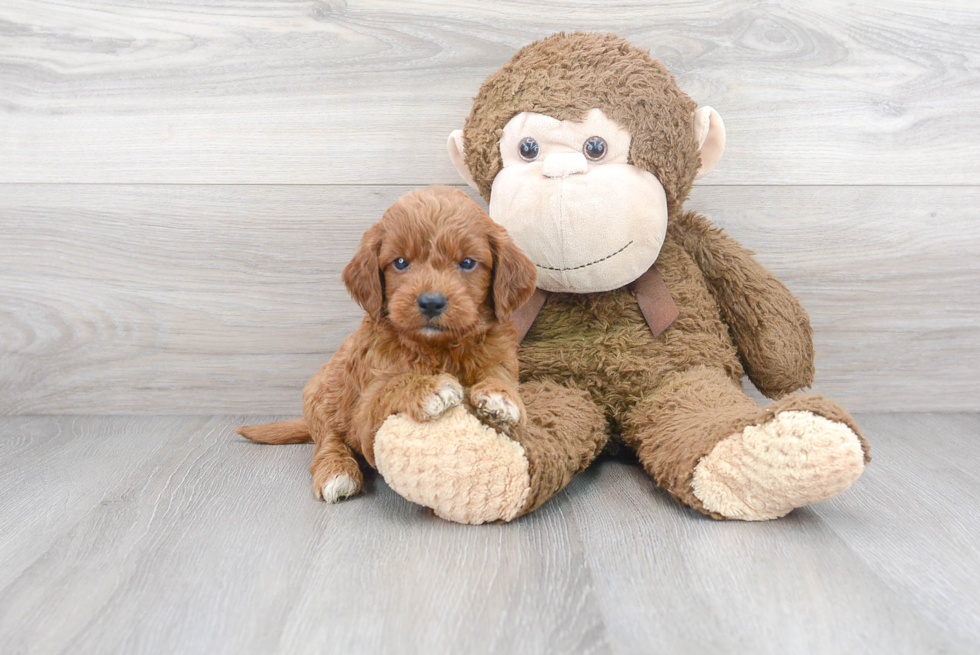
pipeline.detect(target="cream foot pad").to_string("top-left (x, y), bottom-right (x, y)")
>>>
top-left (374, 406), bottom-right (531, 524)
top-left (692, 410), bottom-right (866, 521)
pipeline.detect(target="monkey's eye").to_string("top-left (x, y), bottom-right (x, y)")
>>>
top-left (392, 257), bottom-right (410, 271)
top-left (583, 136), bottom-right (607, 161)
top-left (519, 137), bottom-right (540, 162)
top-left (459, 258), bottom-right (477, 271)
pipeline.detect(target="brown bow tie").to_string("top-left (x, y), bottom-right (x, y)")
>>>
top-left (510, 264), bottom-right (679, 343)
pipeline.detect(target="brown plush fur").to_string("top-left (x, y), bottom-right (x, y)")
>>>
top-left (670, 212), bottom-right (816, 396)
top-left (463, 31), bottom-right (700, 213)
top-left (509, 380), bottom-right (608, 515)
top-left (622, 367), bottom-right (868, 519)
top-left (238, 186), bottom-right (537, 499)
top-left (458, 32), bottom-right (869, 518)
top-left (509, 217), bottom-right (870, 518)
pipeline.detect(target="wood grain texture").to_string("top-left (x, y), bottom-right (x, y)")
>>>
top-left (1, 0), bottom-right (978, 184)
top-left (567, 463), bottom-right (961, 655)
top-left (816, 413), bottom-right (980, 651)
top-left (0, 413), bottom-right (977, 654)
top-left (0, 416), bottom-right (201, 591)
top-left (0, 415), bottom-right (611, 655)
top-left (2, 184), bottom-right (978, 414)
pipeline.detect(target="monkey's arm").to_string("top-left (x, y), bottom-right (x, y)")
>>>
top-left (667, 211), bottom-right (814, 398)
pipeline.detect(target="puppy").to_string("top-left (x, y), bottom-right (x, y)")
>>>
top-left (238, 186), bottom-right (537, 502)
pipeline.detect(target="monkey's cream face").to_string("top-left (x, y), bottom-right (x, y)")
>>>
top-left (488, 108), bottom-right (668, 293)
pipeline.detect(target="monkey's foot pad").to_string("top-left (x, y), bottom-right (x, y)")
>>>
top-left (692, 410), bottom-right (866, 521)
top-left (375, 406), bottom-right (531, 524)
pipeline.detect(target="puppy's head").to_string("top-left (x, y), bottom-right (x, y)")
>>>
top-left (342, 186), bottom-right (536, 343)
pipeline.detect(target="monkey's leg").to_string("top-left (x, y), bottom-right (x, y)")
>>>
top-left (508, 380), bottom-right (609, 517)
top-left (623, 366), bottom-right (869, 520)
top-left (374, 380), bottom-right (607, 524)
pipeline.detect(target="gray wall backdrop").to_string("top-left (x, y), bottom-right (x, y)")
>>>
top-left (1, 0), bottom-right (978, 414)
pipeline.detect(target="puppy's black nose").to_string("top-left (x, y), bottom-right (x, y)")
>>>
top-left (416, 292), bottom-right (447, 318)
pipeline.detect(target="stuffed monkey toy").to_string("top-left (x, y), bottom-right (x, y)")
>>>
top-left (373, 32), bottom-right (870, 524)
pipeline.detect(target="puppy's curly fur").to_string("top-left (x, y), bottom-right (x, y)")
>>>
top-left (238, 186), bottom-right (537, 503)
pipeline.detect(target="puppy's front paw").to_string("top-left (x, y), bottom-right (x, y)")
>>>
top-left (470, 384), bottom-right (524, 428)
top-left (418, 374), bottom-right (464, 421)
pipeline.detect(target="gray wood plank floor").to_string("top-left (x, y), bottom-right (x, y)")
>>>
top-left (1, 414), bottom-right (977, 654)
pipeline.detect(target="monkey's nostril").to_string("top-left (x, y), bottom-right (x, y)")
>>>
top-left (416, 292), bottom-right (447, 318)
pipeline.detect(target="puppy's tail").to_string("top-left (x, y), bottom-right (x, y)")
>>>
top-left (237, 418), bottom-right (312, 444)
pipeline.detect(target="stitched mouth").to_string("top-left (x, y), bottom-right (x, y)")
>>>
top-left (534, 240), bottom-right (633, 272)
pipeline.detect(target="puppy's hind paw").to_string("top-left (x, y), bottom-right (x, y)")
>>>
top-left (420, 375), bottom-right (464, 420)
top-left (316, 473), bottom-right (362, 503)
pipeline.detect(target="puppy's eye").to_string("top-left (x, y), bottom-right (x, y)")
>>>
top-left (459, 258), bottom-right (477, 271)
top-left (583, 136), bottom-right (607, 161)
top-left (392, 257), bottom-right (410, 271)
top-left (519, 137), bottom-right (539, 162)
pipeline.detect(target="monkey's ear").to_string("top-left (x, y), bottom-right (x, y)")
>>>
top-left (489, 225), bottom-right (537, 323)
top-left (693, 107), bottom-right (726, 179)
top-left (447, 130), bottom-right (480, 190)
top-left (342, 223), bottom-right (385, 321)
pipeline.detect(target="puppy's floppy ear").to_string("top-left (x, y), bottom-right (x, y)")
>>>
top-left (489, 224), bottom-right (537, 322)
top-left (342, 223), bottom-right (385, 320)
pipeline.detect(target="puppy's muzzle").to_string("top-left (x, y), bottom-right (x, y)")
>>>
top-left (416, 292), bottom-right (447, 318)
